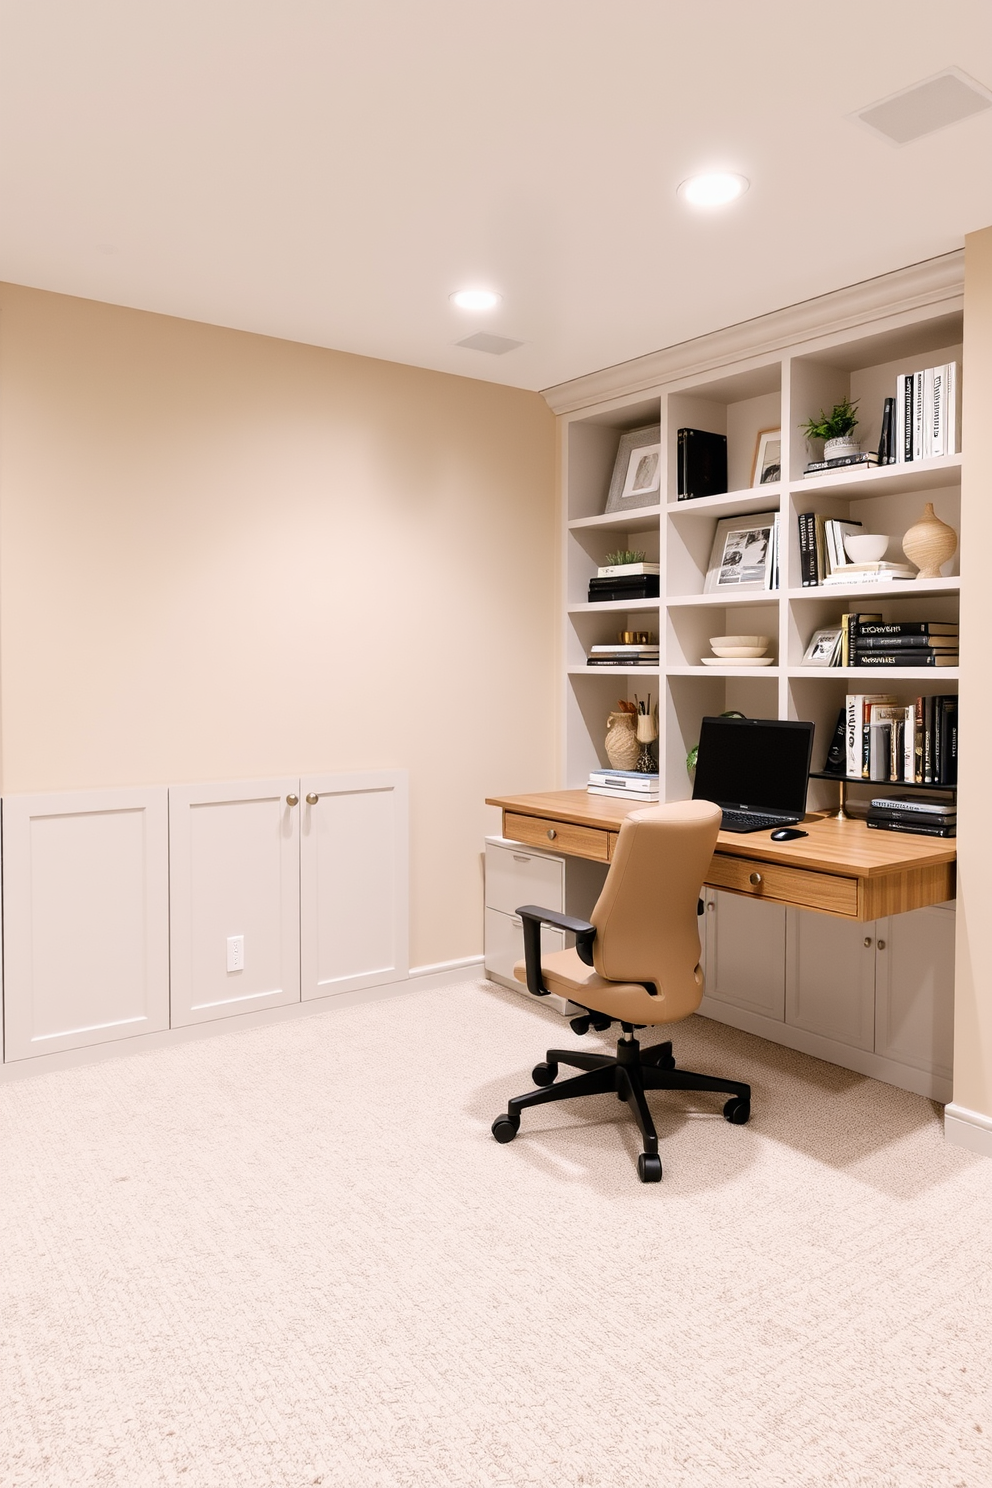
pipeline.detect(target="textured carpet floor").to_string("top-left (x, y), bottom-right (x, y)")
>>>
top-left (1, 979), bottom-right (991, 1488)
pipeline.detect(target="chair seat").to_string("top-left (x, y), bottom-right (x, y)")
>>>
top-left (513, 947), bottom-right (672, 1024)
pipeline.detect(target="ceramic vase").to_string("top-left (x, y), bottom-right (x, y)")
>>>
top-left (605, 711), bottom-right (639, 770)
top-left (902, 502), bottom-right (958, 579)
top-left (824, 437), bottom-right (859, 461)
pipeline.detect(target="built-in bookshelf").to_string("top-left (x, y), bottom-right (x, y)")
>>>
top-left (556, 263), bottom-right (963, 816)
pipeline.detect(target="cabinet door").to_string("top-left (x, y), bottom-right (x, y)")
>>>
top-left (703, 890), bottom-right (787, 1020)
top-left (874, 906), bottom-right (955, 1078)
top-left (170, 778), bottom-right (301, 1027)
top-left (3, 788), bottom-right (170, 1060)
top-left (484, 839), bottom-right (564, 916)
top-left (300, 771), bottom-right (408, 1001)
top-left (786, 908), bottom-right (875, 1051)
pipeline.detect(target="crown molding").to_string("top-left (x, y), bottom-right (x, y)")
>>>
top-left (541, 251), bottom-right (964, 417)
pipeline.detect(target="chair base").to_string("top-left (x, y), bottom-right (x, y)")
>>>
top-left (491, 1033), bottom-right (751, 1183)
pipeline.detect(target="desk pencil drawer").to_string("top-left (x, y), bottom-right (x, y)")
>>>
top-left (707, 853), bottom-right (858, 918)
top-left (504, 813), bottom-right (611, 862)
top-left (485, 840), bottom-right (564, 916)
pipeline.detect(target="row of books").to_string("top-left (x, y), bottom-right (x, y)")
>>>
top-left (798, 514), bottom-right (914, 587)
top-left (586, 768), bottom-right (659, 802)
top-left (866, 795), bottom-right (955, 840)
top-left (881, 362), bottom-right (960, 465)
top-left (823, 693), bottom-right (958, 784)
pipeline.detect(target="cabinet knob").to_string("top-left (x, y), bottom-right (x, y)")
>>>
top-left (547, 828), bottom-right (557, 840)
top-left (305, 792), bottom-right (318, 805)
top-left (877, 939), bottom-right (886, 951)
top-left (864, 936), bottom-right (873, 948)
top-left (286, 794), bottom-right (299, 807)
top-left (748, 872), bottom-right (762, 886)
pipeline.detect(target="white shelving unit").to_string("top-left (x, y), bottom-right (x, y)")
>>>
top-left (549, 261), bottom-right (964, 1097)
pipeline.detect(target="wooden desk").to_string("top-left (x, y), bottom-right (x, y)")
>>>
top-left (486, 790), bottom-right (955, 922)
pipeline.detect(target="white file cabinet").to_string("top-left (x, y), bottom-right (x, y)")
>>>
top-left (484, 836), bottom-right (609, 1015)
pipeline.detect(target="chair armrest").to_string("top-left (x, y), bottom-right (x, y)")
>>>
top-left (516, 904), bottom-right (598, 995)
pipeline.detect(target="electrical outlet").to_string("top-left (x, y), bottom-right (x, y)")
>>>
top-left (226, 934), bottom-right (244, 973)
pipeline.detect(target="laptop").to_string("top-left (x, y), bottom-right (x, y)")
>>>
top-left (691, 716), bottom-right (815, 834)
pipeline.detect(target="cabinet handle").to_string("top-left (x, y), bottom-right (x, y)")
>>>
top-left (547, 828), bottom-right (557, 840)
top-left (286, 794), bottom-right (299, 807)
top-left (512, 854), bottom-right (531, 863)
top-left (748, 872), bottom-right (762, 886)
top-left (305, 792), bottom-right (318, 805)
top-left (864, 936), bottom-right (873, 948)
top-left (877, 939), bottom-right (886, 951)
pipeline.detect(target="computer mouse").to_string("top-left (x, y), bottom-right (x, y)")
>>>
top-left (770, 827), bottom-right (808, 841)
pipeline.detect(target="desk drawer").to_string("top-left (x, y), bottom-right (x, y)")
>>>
top-left (485, 840), bottom-right (564, 915)
top-left (504, 813), bottom-right (611, 862)
top-left (707, 853), bottom-right (858, 917)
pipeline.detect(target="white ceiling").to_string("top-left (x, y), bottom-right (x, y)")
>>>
top-left (2, 1), bottom-right (992, 393)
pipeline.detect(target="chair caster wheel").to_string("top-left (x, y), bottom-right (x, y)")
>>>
top-left (637, 1152), bottom-right (662, 1183)
top-left (659, 1054), bottom-right (676, 1070)
top-left (532, 1062), bottom-right (558, 1087)
top-left (723, 1097), bottom-right (751, 1125)
top-left (491, 1115), bottom-right (520, 1144)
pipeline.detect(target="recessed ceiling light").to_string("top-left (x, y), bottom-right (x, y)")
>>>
top-left (450, 289), bottom-right (502, 310)
top-left (677, 172), bottom-right (749, 207)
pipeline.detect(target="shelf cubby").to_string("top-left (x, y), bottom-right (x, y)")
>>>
top-left (565, 398), bottom-right (661, 523)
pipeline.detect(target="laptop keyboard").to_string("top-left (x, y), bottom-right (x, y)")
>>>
top-left (721, 810), bottom-right (797, 833)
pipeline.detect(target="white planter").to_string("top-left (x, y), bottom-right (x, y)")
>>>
top-left (824, 437), bottom-right (859, 460)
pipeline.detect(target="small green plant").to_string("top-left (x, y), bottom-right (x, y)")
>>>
top-left (801, 397), bottom-right (859, 442)
top-left (605, 548), bottom-right (646, 566)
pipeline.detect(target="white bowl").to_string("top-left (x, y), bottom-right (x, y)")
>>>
top-left (708, 635), bottom-right (769, 649)
top-left (844, 533), bottom-right (889, 563)
top-left (711, 645), bottom-right (768, 658)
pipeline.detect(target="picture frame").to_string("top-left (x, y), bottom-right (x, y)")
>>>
top-left (704, 512), bottom-right (778, 593)
top-left (605, 424), bottom-right (662, 513)
top-left (751, 428), bottom-right (782, 487)
top-left (801, 627), bottom-right (842, 667)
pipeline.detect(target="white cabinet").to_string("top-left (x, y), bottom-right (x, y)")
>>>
top-left (169, 778), bottom-right (302, 1028)
top-left (703, 890), bottom-right (786, 1021)
top-left (874, 904), bottom-right (955, 1080)
top-left (786, 909), bottom-right (876, 1052)
top-left (300, 771), bottom-right (408, 1001)
top-left (2, 788), bottom-right (170, 1060)
top-left (171, 771), bottom-right (409, 1028)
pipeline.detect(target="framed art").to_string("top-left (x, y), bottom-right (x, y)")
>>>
top-left (801, 627), bottom-right (842, 666)
top-left (605, 424), bottom-right (662, 513)
top-left (751, 428), bottom-right (782, 487)
top-left (704, 512), bottom-right (778, 593)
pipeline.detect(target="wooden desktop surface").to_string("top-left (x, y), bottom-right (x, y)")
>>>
top-left (485, 789), bottom-right (956, 921)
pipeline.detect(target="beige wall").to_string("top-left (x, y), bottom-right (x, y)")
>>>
top-left (954, 227), bottom-right (992, 1118)
top-left (0, 284), bottom-right (558, 968)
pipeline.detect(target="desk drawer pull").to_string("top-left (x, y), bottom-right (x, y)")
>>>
top-left (547, 828), bottom-right (557, 840)
top-left (512, 854), bottom-right (531, 863)
top-left (748, 872), bottom-right (762, 886)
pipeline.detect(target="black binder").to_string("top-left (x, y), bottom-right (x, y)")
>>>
top-left (677, 428), bottom-right (728, 499)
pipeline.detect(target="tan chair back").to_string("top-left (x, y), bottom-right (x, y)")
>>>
top-left (589, 799), bottom-right (721, 1022)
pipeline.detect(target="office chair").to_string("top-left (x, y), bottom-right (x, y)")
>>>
top-left (490, 799), bottom-right (751, 1182)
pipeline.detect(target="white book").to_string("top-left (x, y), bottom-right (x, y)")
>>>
top-left (823, 570), bottom-right (916, 585)
top-left (945, 361), bottom-right (960, 455)
top-left (587, 785), bottom-right (660, 801)
top-left (902, 704), bottom-right (916, 783)
top-left (588, 768), bottom-right (658, 785)
top-left (596, 562), bottom-right (661, 577)
top-left (922, 367), bottom-right (935, 459)
top-left (930, 364), bottom-right (946, 458)
top-left (913, 368), bottom-right (926, 461)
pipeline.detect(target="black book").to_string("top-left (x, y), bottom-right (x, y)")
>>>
top-left (587, 576), bottom-right (660, 603)
top-left (853, 651), bottom-right (958, 667)
top-left (798, 512), bottom-right (816, 586)
top-left (867, 819), bottom-right (955, 838)
top-left (823, 707), bottom-right (847, 774)
top-left (877, 396), bottom-right (896, 464)
top-left (902, 374), bottom-right (914, 462)
top-left (854, 622), bottom-right (958, 637)
top-left (854, 633), bottom-right (959, 651)
top-left (939, 696), bottom-right (958, 785)
top-left (677, 428), bottom-right (728, 500)
top-left (869, 806), bottom-right (957, 828)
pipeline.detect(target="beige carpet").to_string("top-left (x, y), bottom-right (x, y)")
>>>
top-left (1, 979), bottom-right (991, 1488)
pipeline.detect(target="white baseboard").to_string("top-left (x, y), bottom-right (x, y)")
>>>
top-left (0, 957), bottom-right (487, 1085)
top-left (944, 1103), bottom-right (992, 1158)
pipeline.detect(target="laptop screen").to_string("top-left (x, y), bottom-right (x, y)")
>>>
top-left (691, 716), bottom-right (814, 815)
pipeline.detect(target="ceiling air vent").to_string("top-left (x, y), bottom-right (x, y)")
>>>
top-left (854, 67), bottom-right (992, 144)
top-left (456, 332), bottom-right (524, 355)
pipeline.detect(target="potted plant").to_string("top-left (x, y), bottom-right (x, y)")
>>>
top-left (801, 397), bottom-right (860, 461)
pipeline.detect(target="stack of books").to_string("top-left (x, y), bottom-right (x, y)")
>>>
top-left (850, 620), bottom-right (958, 669)
top-left (804, 451), bottom-right (879, 477)
top-left (587, 769), bottom-right (660, 802)
top-left (823, 693), bottom-right (958, 784)
top-left (867, 795), bottom-right (956, 839)
top-left (891, 363), bottom-right (960, 464)
top-left (587, 643), bottom-right (659, 667)
top-left (588, 572), bottom-right (660, 603)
